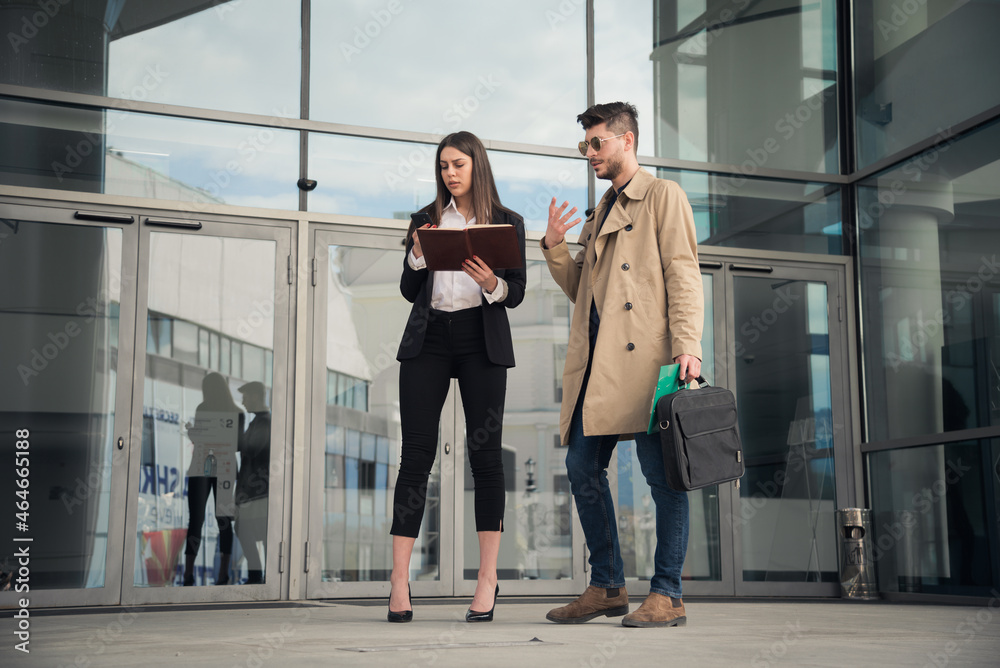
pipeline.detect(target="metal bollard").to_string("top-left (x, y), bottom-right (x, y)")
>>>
top-left (835, 508), bottom-right (878, 600)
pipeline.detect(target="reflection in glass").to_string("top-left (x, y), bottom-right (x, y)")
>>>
top-left (597, 0), bottom-right (839, 173)
top-left (869, 441), bottom-right (998, 596)
top-left (462, 261), bottom-right (574, 581)
top-left (619, 274), bottom-right (720, 583)
top-left (854, 0), bottom-right (1000, 168)
top-left (488, 153), bottom-right (589, 233)
top-left (0, 97), bottom-right (299, 211)
top-left (0, 221), bottom-right (122, 589)
top-left (656, 168), bottom-right (843, 255)
top-left (734, 277), bottom-right (836, 582)
top-left (321, 245), bottom-right (439, 583)
top-left (1, 0), bottom-right (300, 118)
top-left (135, 233), bottom-right (276, 587)
top-left (308, 134), bottom-right (588, 232)
top-left (858, 119), bottom-right (1000, 443)
top-left (310, 1), bottom-right (585, 146)
top-left (108, 0), bottom-right (300, 117)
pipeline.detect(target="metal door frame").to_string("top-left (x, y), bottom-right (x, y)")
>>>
top-left (121, 211), bottom-right (294, 605)
top-left (305, 227), bottom-right (588, 599)
top-left (707, 247), bottom-right (858, 597)
top-left (0, 200), bottom-right (139, 608)
top-left (304, 227), bottom-right (458, 599)
top-left (447, 240), bottom-right (588, 597)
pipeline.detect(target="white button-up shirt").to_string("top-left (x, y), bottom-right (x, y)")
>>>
top-left (407, 199), bottom-right (508, 311)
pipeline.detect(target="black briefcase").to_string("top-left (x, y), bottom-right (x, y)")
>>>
top-left (654, 377), bottom-right (745, 492)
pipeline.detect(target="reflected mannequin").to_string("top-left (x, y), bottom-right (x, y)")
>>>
top-left (235, 381), bottom-right (271, 585)
top-left (183, 372), bottom-right (243, 586)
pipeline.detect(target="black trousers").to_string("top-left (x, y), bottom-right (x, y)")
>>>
top-left (391, 307), bottom-right (507, 537)
top-left (185, 476), bottom-right (234, 556)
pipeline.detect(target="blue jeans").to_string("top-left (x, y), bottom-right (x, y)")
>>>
top-left (565, 396), bottom-right (689, 598)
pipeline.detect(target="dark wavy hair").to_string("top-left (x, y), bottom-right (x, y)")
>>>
top-left (577, 102), bottom-right (639, 155)
top-left (407, 131), bottom-right (514, 239)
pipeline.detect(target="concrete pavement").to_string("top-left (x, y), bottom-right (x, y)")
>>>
top-left (5, 596), bottom-right (1000, 667)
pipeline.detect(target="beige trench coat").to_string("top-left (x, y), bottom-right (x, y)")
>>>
top-left (541, 168), bottom-right (704, 444)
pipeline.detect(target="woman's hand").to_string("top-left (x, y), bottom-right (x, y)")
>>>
top-left (463, 255), bottom-right (498, 292)
top-left (411, 223), bottom-right (435, 258)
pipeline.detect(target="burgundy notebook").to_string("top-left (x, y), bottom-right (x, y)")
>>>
top-left (415, 224), bottom-right (522, 272)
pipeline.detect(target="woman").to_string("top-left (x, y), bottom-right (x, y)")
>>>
top-left (183, 372), bottom-right (243, 586)
top-left (389, 131), bottom-right (526, 623)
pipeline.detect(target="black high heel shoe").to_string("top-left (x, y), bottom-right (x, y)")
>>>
top-left (466, 584), bottom-right (499, 623)
top-left (387, 584), bottom-right (412, 623)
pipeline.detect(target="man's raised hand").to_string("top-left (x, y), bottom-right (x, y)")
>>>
top-left (544, 198), bottom-right (582, 250)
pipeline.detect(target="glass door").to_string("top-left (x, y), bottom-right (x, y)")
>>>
top-left (726, 259), bottom-right (854, 596)
top-left (306, 229), bottom-right (586, 599)
top-left (453, 251), bottom-right (584, 597)
top-left (0, 202), bottom-right (138, 607)
top-left (306, 229), bottom-right (455, 599)
top-left (608, 255), bottom-right (854, 598)
top-left (121, 215), bottom-right (292, 604)
top-left (608, 262), bottom-right (735, 597)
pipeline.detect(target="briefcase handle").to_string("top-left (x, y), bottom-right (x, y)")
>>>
top-left (685, 376), bottom-right (710, 389)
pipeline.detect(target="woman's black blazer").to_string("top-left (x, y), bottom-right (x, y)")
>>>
top-left (396, 208), bottom-right (526, 368)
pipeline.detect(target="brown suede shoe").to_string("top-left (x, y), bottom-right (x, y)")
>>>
top-left (546, 585), bottom-right (629, 624)
top-left (621, 592), bottom-right (686, 628)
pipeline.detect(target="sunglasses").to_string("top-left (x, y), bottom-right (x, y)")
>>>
top-left (578, 133), bottom-right (626, 156)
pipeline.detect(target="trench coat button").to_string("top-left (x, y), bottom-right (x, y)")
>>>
top-left (625, 302), bottom-right (633, 310)
top-left (625, 224), bottom-right (633, 231)
top-left (621, 262), bottom-right (630, 271)
top-left (626, 342), bottom-right (635, 351)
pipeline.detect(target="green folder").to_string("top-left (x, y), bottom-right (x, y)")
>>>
top-left (647, 363), bottom-right (684, 434)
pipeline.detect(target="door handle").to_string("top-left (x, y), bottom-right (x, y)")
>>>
top-left (144, 217), bottom-right (203, 230)
top-left (729, 263), bottom-right (773, 273)
top-left (74, 211), bottom-right (134, 224)
top-left (444, 443), bottom-right (451, 455)
top-left (117, 436), bottom-right (124, 450)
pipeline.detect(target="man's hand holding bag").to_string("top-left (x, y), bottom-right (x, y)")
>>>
top-left (653, 376), bottom-right (745, 492)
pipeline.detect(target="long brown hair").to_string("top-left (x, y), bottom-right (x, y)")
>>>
top-left (406, 131), bottom-right (514, 240)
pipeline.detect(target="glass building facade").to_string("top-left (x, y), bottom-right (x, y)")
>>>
top-left (1, 0), bottom-right (997, 606)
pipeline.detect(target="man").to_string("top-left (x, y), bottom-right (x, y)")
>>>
top-left (541, 102), bottom-right (703, 628)
top-left (236, 381), bottom-right (271, 585)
